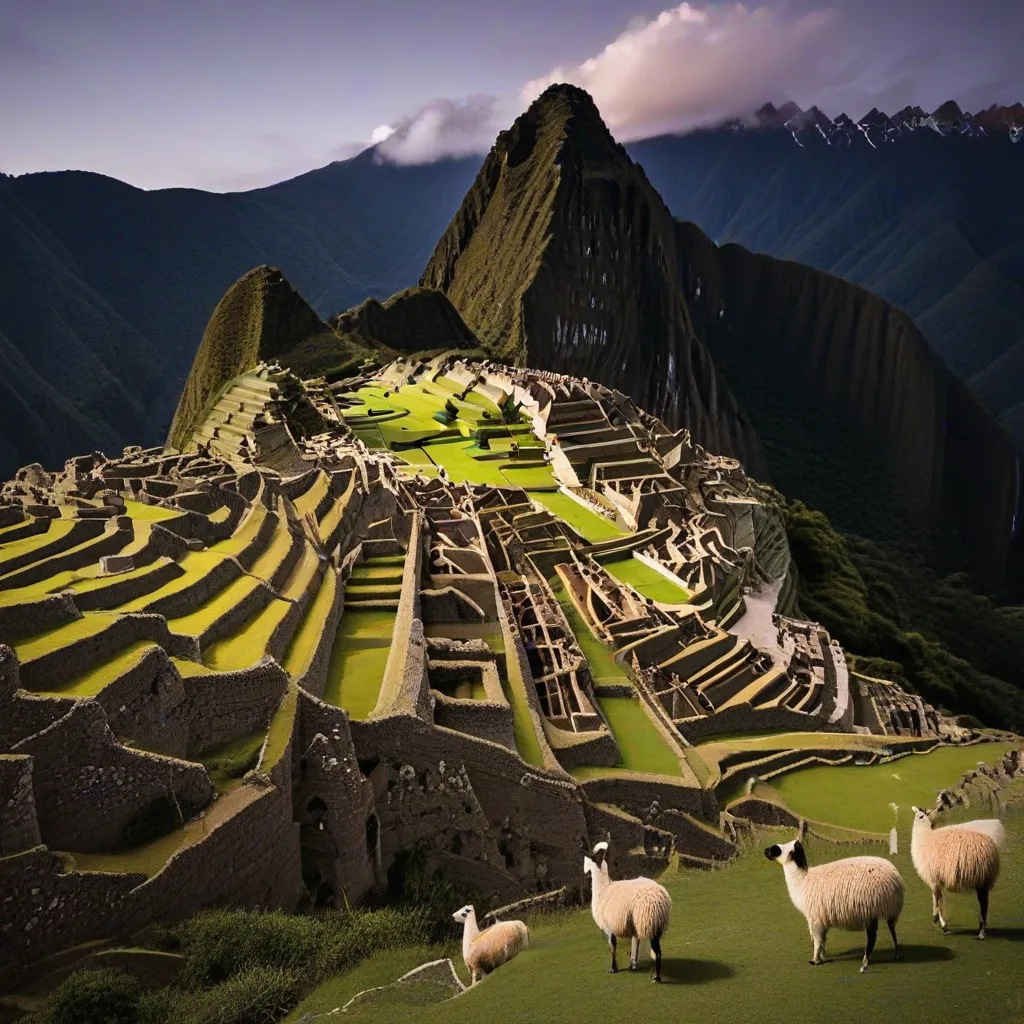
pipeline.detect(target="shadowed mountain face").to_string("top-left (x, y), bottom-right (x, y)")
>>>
top-left (628, 126), bottom-right (1024, 450)
top-left (421, 84), bottom-right (766, 477)
top-left (422, 84), bottom-right (1019, 587)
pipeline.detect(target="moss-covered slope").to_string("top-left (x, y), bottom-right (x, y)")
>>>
top-left (168, 266), bottom-right (340, 450)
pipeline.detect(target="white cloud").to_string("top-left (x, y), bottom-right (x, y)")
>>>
top-left (370, 124), bottom-right (396, 145)
top-left (520, 2), bottom-right (839, 139)
top-left (373, 95), bottom-right (502, 165)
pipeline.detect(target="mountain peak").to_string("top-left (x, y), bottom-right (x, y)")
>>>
top-left (168, 265), bottom-right (335, 450)
top-left (932, 99), bottom-right (964, 121)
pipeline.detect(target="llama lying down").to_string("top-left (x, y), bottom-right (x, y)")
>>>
top-left (452, 904), bottom-right (529, 985)
top-left (765, 838), bottom-right (904, 972)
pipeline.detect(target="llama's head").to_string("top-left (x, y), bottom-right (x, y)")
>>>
top-left (764, 838), bottom-right (808, 870)
top-left (911, 806), bottom-right (933, 825)
top-left (591, 841), bottom-right (609, 866)
top-left (582, 855), bottom-right (599, 877)
top-left (452, 904), bottom-right (474, 923)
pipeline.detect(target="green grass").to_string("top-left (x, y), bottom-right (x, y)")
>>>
top-left (167, 575), bottom-right (263, 638)
top-left (603, 556), bottom-right (690, 604)
top-left (118, 550), bottom-right (233, 612)
top-left (13, 612), bottom-right (121, 665)
top-left (0, 517), bottom-right (77, 565)
top-left (321, 610), bottom-right (396, 719)
top-left (204, 597), bottom-right (293, 671)
top-left (292, 806), bottom-right (1024, 1024)
top-left (590, 694), bottom-right (684, 776)
top-left (499, 464), bottom-right (558, 489)
top-left (122, 499), bottom-right (183, 522)
top-left (549, 582), bottom-right (627, 683)
top-left (530, 491), bottom-right (625, 543)
top-left (282, 567), bottom-right (335, 679)
top-left (201, 731), bottom-right (266, 791)
top-left (39, 641), bottom-right (159, 697)
top-left (768, 743), bottom-right (1017, 833)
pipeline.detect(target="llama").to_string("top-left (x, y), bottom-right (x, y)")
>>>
top-left (583, 852), bottom-right (671, 982)
top-left (452, 904), bottom-right (529, 985)
top-left (910, 806), bottom-right (1004, 938)
top-left (765, 838), bottom-right (904, 972)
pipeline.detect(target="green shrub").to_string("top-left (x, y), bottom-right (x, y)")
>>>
top-left (147, 966), bottom-right (296, 1024)
top-left (43, 967), bottom-right (141, 1024)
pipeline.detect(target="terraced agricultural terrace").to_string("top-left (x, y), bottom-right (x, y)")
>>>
top-left (0, 350), bottom-right (1019, 998)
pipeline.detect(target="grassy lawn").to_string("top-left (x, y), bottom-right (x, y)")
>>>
top-left (768, 743), bottom-right (1017, 833)
top-left (531, 491), bottom-right (625, 543)
top-left (282, 568), bottom-right (336, 678)
top-left (322, 610), bottom-right (396, 719)
top-left (291, 805), bottom-right (1024, 1024)
top-left (603, 555), bottom-right (690, 604)
top-left (14, 612), bottom-right (121, 666)
top-left (118, 550), bottom-right (234, 612)
top-left (549, 582), bottom-right (627, 683)
top-left (200, 730), bottom-right (266, 791)
top-left (589, 693), bottom-right (684, 777)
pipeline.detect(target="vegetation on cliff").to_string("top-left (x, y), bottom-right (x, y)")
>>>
top-left (784, 498), bottom-right (1024, 728)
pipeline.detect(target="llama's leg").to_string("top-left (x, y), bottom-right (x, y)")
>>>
top-left (934, 887), bottom-right (948, 933)
top-left (887, 917), bottom-right (901, 961)
top-left (860, 919), bottom-right (879, 973)
top-left (650, 935), bottom-right (663, 983)
top-left (471, 969), bottom-right (478, 986)
top-left (629, 936), bottom-right (639, 970)
top-left (977, 886), bottom-right (989, 940)
top-left (809, 923), bottom-right (828, 965)
top-left (608, 933), bottom-right (618, 973)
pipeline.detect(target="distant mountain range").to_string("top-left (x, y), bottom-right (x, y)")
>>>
top-left (2, 95), bottom-right (1021, 561)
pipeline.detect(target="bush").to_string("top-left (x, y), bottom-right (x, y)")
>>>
top-left (42, 968), bottom-right (141, 1024)
top-left (142, 967), bottom-right (296, 1024)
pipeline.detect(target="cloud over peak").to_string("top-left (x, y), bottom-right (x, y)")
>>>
top-left (521, 2), bottom-right (838, 139)
top-left (373, 95), bottom-right (502, 165)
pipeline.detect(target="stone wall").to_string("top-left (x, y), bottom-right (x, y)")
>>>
top-left (579, 773), bottom-right (710, 820)
top-left (0, 594), bottom-right (80, 645)
top-left (431, 694), bottom-right (516, 751)
top-left (351, 715), bottom-right (589, 900)
top-left (296, 691), bottom-right (378, 905)
top-left (180, 658), bottom-right (289, 756)
top-left (0, 754), bottom-right (41, 854)
top-left (675, 702), bottom-right (832, 743)
top-left (12, 701), bottom-right (213, 852)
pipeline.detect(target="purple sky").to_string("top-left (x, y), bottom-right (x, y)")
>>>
top-left (2, 0), bottom-right (1022, 191)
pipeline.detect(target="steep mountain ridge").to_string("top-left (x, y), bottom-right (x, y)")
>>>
top-left (423, 84), bottom-right (1019, 587)
top-left (421, 84), bottom-right (765, 475)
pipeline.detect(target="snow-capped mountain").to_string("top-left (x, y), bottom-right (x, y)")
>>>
top-left (722, 101), bottom-right (1023, 147)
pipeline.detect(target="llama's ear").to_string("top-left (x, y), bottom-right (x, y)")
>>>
top-left (791, 840), bottom-right (808, 870)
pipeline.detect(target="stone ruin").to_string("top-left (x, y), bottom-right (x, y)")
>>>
top-left (0, 353), bottom-right (953, 983)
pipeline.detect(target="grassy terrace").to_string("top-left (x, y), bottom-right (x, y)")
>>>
top-left (283, 567), bottom-right (335, 679)
top-left (118, 550), bottom-right (233, 612)
top-left (204, 596), bottom-right (293, 671)
top-left (166, 575), bottom-right (263, 638)
top-left (288, 798), bottom-right (1024, 1024)
top-left (766, 743), bottom-right (1016, 833)
top-left (530, 490), bottom-right (624, 543)
top-left (121, 499), bottom-right (183, 522)
top-left (602, 555), bottom-right (690, 604)
top-left (549, 581), bottom-right (683, 777)
top-left (322, 609), bottom-right (395, 719)
top-left (0, 517), bottom-right (77, 566)
top-left (13, 612), bottom-right (121, 670)
top-left (41, 640), bottom-right (158, 697)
